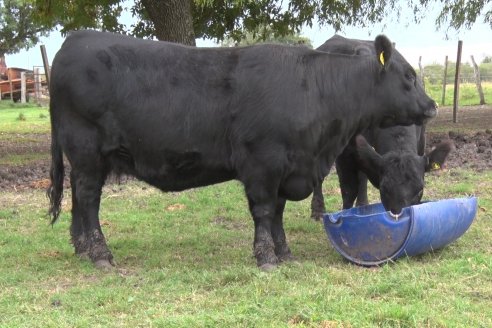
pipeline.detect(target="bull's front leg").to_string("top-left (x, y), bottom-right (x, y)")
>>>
top-left (247, 194), bottom-right (295, 270)
top-left (272, 198), bottom-right (294, 262)
top-left (355, 172), bottom-right (370, 207)
top-left (241, 159), bottom-right (291, 270)
top-left (310, 183), bottom-right (326, 221)
top-left (271, 197), bottom-right (294, 262)
top-left (248, 197), bottom-right (279, 271)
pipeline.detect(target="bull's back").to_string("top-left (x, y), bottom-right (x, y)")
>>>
top-left (49, 31), bottom-right (322, 191)
top-left (51, 31), bottom-right (305, 142)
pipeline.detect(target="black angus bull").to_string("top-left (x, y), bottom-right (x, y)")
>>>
top-left (48, 30), bottom-right (437, 270)
top-left (310, 35), bottom-right (453, 220)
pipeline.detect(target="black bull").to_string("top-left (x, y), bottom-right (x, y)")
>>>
top-left (47, 30), bottom-right (437, 270)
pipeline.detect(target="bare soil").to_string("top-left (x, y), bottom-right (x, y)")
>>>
top-left (0, 105), bottom-right (491, 190)
top-left (426, 105), bottom-right (492, 171)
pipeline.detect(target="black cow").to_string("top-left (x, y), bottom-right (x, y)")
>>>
top-left (310, 35), bottom-right (453, 220)
top-left (48, 30), bottom-right (436, 270)
top-left (311, 127), bottom-right (454, 219)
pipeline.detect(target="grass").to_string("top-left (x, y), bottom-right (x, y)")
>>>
top-left (0, 152), bottom-right (49, 165)
top-left (0, 169), bottom-right (491, 327)
top-left (0, 101), bottom-right (50, 134)
top-left (425, 82), bottom-right (492, 106)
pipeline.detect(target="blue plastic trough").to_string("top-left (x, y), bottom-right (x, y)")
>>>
top-left (323, 197), bottom-right (478, 266)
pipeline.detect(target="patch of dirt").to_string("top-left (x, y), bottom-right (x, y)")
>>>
top-left (426, 129), bottom-right (492, 171)
top-left (0, 105), bottom-right (491, 191)
top-left (426, 105), bottom-right (492, 171)
top-left (0, 131), bottom-right (59, 191)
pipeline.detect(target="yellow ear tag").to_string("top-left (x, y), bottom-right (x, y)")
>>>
top-left (431, 162), bottom-right (441, 170)
top-left (379, 51), bottom-right (385, 66)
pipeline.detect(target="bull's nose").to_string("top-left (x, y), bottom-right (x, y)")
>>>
top-left (424, 103), bottom-right (438, 118)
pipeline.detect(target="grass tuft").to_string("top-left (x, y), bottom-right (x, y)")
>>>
top-left (17, 112), bottom-right (26, 121)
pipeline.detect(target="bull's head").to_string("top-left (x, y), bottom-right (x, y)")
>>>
top-left (372, 35), bottom-right (438, 128)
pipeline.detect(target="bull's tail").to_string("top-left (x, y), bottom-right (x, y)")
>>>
top-left (47, 127), bottom-right (64, 225)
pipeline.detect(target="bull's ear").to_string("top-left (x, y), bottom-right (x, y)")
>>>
top-left (424, 140), bottom-right (455, 172)
top-left (354, 135), bottom-right (383, 187)
top-left (374, 35), bottom-right (393, 68)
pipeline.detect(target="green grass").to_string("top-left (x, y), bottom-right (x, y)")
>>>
top-left (0, 169), bottom-right (491, 327)
top-left (0, 152), bottom-right (49, 165)
top-left (0, 101), bottom-right (50, 134)
top-left (426, 82), bottom-right (492, 106)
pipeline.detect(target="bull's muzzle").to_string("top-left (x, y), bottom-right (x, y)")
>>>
top-left (424, 101), bottom-right (438, 119)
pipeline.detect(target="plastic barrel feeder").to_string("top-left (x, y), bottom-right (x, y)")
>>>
top-left (323, 197), bottom-right (478, 266)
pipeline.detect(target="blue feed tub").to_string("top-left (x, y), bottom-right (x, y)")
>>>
top-left (323, 197), bottom-right (478, 266)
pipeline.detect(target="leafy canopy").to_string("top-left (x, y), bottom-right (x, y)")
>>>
top-left (0, 0), bottom-right (51, 55)
top-left (33, 0), bottom-right (492, 41)
top-left (2, 0), bottom-right (491, 54)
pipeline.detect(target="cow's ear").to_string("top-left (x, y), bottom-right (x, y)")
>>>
top-left (374, 35), bottom-right (393, 68)
top-left (424, 140), bottom-right (455, 172)
top-left (354, 135), bottom-right (383, 187)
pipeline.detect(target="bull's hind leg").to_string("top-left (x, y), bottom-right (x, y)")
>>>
top-left (70, 171), bottom-right (89, 259)
top-left (62, 116), bottom-right (113, 269)
top-left (70, 165), bottom-right (113, 269)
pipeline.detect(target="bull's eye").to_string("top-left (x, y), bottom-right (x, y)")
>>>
top-left (405, 72), bottom-right (416, 84)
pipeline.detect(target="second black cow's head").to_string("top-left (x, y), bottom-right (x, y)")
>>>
top-left (354, 134), bottom-right (454, 215)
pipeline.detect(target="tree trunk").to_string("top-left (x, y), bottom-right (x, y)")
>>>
top-left (470, 55), bottom-right (486, 105)
top-left (141, 0), bottom-right (196, 46)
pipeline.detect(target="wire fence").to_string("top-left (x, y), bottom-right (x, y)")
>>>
top-left (421, 74), bottom-right (492, 85)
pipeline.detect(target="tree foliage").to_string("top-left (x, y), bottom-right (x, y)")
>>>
top-left (2, 0), bottom-right (491, 54)
top-left (0, 0), bottom-right (51, 56)
top-left (32, 0), bottom-right (492, 41)
top-left (221, 25), bottom-right (313, 47)
top-left (192, 0), bottom-right (395, 42)
top-left (416, 0), bottom-right (492, 31)
top-left (34, 0), bottom-right (124, 33)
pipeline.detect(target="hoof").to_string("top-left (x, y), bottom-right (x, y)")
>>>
top-left (94, 259), bottom-right (115, 270)
top-left (76, 251), bottom-right (90, 261)
top-left (278, 253), bottom-right (295, 262)
top-left (259, 263), bottom-right (278, 272)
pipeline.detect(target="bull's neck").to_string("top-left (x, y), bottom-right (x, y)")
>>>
top-left (374, 126), bottom-right (420, 154)
top-left (314, 54), bottom-right (380, 134)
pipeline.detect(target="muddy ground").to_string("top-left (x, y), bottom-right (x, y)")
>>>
top-left (0, 105), bottom-right (491, 190)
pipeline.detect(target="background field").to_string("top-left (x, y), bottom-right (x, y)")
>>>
top-left (426, 82), bottom-right (492, 106)
top-left (0, 99), bottom-right (491, 327)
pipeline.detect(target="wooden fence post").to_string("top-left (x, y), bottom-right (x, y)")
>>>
top-left (441, 55), bottom-right (448, 106)
top-left (40, 45), bottom-right (51, 91)
top-left (453, 40), bottom-right (463, 123)
top-left (21, 71), bottom-right (26, 103)
top-left (34, 68), bottom-right (41, 104)
top-left (470, 55), bottom-right (486, 105)
top-left (419, 56), bottom-right (425, 90)
top-left (8, 68), bottom-right (13, 102)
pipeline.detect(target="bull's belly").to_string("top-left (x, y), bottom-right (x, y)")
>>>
top-left (107, 146), bottom-right (235, 191)
top-left (136, 167), bottom-right (236, 192)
